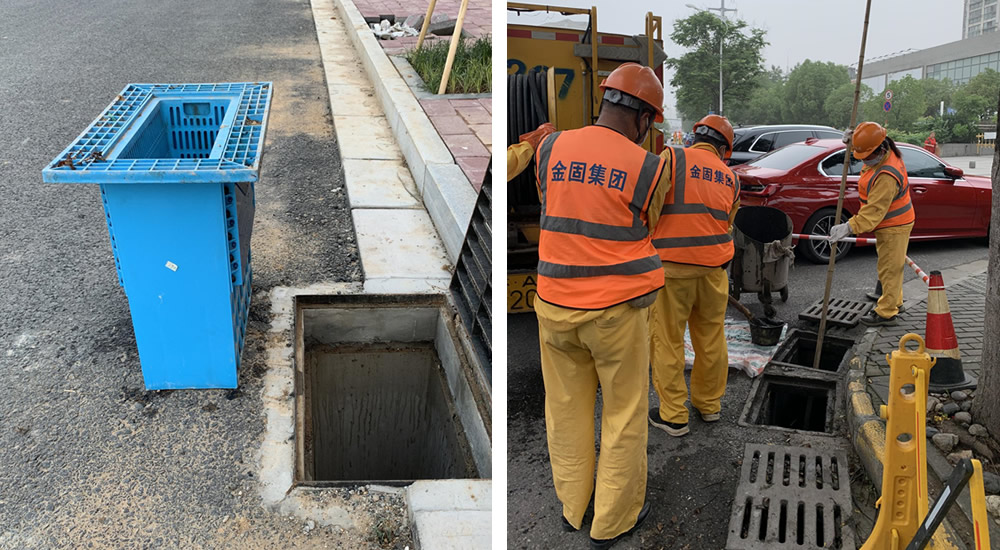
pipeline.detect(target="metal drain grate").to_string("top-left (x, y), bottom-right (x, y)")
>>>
top-left (798, 298), bottom-right (871, 328)
top-left (727, 444), bottom-right (854, 549)
top-left (450, 164), bottom-right (492, 382)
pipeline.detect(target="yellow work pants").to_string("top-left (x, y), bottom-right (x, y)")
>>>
top-left (537, 301), bottom-right (649, 540)
top-left (649, 268), bottom-right (729, 424)
top-left (873, 223), bottom-right (913, 319)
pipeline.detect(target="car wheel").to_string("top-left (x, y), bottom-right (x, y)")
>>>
top-left (798, 209), bottom-right (853, 264)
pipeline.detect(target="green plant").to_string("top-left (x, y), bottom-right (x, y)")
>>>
top-left (406, 35), bottom-right (492, 94)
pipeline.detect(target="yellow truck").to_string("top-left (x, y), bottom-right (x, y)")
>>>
top-left (506, 2), bottom-right (667, 313)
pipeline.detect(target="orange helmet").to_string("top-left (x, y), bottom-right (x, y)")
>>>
top-left (852, 121), bottom-right (887, 159)
top-left (692, 114), bottom-right (735, 158)
top-left (600, 63), bottom-right (664, 122)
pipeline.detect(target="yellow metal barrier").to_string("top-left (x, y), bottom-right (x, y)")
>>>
top-left (862, 333), bottom-right (937, 549)
top-left (861, 334), bottom-right (994, 549)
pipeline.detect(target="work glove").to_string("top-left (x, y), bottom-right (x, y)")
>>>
top-left (841, 129), bottom-right (853, 144)
top-left (520, 122), bottom-right (556, 151)
top-left (828, 222), bottom-right (852, 243)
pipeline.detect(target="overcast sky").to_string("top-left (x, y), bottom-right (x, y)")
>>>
top-left (507, 0), bottom-right (965, 120)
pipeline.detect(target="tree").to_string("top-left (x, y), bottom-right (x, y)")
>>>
top-left (956, 69), bottom-right (1000, 123)
top-left (860, 75), bottom-right (927, 131)
top-left (824, 82), bottom-right (873, 129)
top-left (668, 11), bottom-right (767, 123)
top-left (971, 87), bottom-right (1000, 436)
top-left (727, 66), bottom-right (785, 125)
top-left (918, 77), bottom-right (954, 118)
top-left (782, 60), bottom-right (851, 126)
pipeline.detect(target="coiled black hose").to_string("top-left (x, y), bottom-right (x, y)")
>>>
top-left (507, 71), bottom-right (549, 214)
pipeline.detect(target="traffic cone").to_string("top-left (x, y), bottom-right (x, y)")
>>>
top-left (926, 270), bottom-right (976, 392)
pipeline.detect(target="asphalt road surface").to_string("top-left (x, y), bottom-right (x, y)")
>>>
top-left (0, 1), bottom-right (379, 548)
top-left (507, 238), bottom-right (990, 548)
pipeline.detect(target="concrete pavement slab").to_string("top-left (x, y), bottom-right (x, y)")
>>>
top-left (411, 510), bottom-right (492, 550)
top-left (327, 84), bottom-right (382, 116)
top-left (343, 159), bottom-right (421, 208)
top-left (333, 115), bottom-right (403, 160)
top-left (352, 208), bottom-right (451, 280)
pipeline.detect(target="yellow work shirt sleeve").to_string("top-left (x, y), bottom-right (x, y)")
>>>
top-left (848, 173), bottom-right (898, 235)
top-left (507, 141), bottom-right (535, 182)
top-left (647, 148), bottom-right (674, 234)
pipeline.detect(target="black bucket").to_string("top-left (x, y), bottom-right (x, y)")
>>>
top-left (749, 318), bottom-right (785, 346)
top-left (734, 206), bottom-right (792, 244)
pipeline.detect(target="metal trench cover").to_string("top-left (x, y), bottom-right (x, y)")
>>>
top-left (726, 444), bottom-right (855, 549)
top-left (798, 297), bottom-right (872, 328)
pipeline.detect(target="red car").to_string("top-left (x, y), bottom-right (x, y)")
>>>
top-left (733, 138), bottom-right (992, 263)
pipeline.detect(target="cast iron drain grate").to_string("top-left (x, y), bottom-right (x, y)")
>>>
top-left (798, 298), bottom-right (871, 328)
top-left (726, 444), bottom-right (854, 549)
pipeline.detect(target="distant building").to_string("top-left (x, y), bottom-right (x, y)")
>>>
top-left (857, 32), bottom-right (1000, 92)
top-left (964, 0), bottom-right (999, 38)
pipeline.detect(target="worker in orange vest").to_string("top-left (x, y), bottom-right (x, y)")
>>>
top-left (533, 62), bottom-right (668, 549)
top-left (647, 114), bottom-right (740, 437)
top-left (830, 122), bottom-right (915, 325)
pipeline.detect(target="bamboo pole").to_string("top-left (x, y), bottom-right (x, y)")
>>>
top-left (813, 0), bottom-right (873, 370)
top-left (415, 0), bottom-right (438, 51)
top-left (437, 0), bottom-right (470, 95)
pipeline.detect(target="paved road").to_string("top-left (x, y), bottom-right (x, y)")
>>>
top-left (507, 237), bottom-right (990, 548)
top-left (0, 1), bottom-right (378, 548)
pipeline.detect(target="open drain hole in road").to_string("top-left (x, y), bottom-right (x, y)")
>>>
top-left (294, 294), bottom-right (490, 485)
top-left (769, 329), bottom-right (853, 372)
top-left (743, 375), bottom-right (836, 434)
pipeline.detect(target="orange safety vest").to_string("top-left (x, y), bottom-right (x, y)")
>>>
top-left (858, 151), bottom-right (915, 230)
top-left (651, 146), bottom-right (739, 267)
top-left (534, 126), bottom-right (666, 310)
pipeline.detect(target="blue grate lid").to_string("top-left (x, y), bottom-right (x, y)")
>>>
top-left (43, 82), bottom-right (272, 184)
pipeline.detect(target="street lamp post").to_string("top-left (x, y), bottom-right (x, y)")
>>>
top-left (687, 2), bottom-right (735, 115)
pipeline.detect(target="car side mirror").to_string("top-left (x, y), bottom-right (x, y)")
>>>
top-left (944, 166), bottom-right (964, 179)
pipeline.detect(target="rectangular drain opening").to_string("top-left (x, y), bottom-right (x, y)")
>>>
top-left (727, 444), bottom-right (854, 549)
top-left (748, 375), bottom-right (836, 434)
top-left (770, 329), bottom-right (853, 372)
top-left (294, 294), bottom-right (490, 485)
top-left (119, 98), bottom-right (234, 159)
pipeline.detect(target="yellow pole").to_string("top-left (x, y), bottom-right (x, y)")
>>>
top-left (415, 0), bottom-right (438, 51)
top-left (437, 0), bottom-right (470, 94)
top-left (970, 460), bottom-right (993, 550)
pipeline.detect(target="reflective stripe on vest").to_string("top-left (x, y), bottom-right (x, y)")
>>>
top-left (534, 126), bottom-right (665, 310)
top-left (858, 152), bottom-right (915, 230)
top-left (651, 146), bottom-right (738, 266)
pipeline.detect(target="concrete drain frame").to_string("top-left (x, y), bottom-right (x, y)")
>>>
top-left (739, 330), bottom-right (855, 436)
top-left (293, 293), bottom-right (491, 487)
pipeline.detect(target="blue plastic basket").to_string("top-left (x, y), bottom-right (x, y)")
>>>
top-left (43, 83), bottom-right (272, 389)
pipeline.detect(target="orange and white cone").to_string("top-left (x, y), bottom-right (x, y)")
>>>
top-left (926, 270), bottom-right (976, 392)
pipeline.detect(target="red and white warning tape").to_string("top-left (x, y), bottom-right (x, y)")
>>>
top-left (792, 233), bottom-right (932, 285)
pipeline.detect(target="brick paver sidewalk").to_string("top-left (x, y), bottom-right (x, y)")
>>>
top-left (864, 273), bottom-right (987, 406)
top-left (351, 0), bottom-right (492, 190)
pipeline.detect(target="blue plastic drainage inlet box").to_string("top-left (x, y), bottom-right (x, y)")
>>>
top-left (42, 82), bottom-right (272, 389)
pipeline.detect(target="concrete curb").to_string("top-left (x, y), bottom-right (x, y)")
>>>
top-left (330, 0), bottom-right (477, 263)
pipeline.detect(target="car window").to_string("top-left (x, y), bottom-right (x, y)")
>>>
top-left (732, 130), bottom-right (754, 152)
top-left (747, 144), bottom-right (822, 170)
top-left (749, 132), bottom-right (775, 153)
top-left (900, 147), bottom-right (948, 178)
top-left (773, 130), bottom-right (813, 148)
top-left (820, 151), bottom-right (863, 176)
top-left (815, 131), bottom-right (842, 140)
